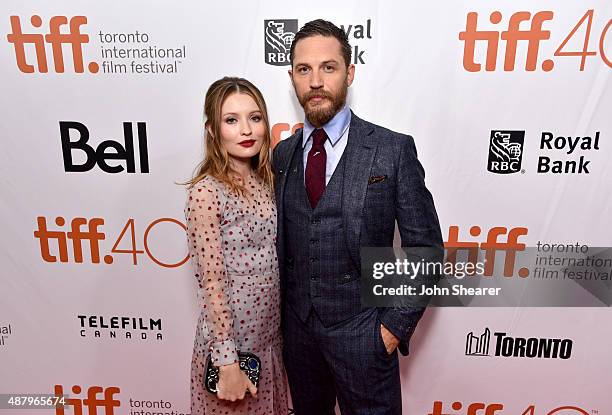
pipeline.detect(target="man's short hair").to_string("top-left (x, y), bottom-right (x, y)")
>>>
top-left (290, 19), bottom-right (352, 68)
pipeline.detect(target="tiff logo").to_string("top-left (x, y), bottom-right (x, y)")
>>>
top-left (6, 15), bottom-right (98, 73)
top-left (465, 327), bottom-right (490, 356)
top-left (429, 401), bottom-right (504, 415)
top-left (459, 11), bottom-right (554, 72)
top-left (445, 226), bottom-right (529, 278)
top-left (54, 385), bottom-right (120, 415)
top-left (34, 216), bottom-right (110, 264)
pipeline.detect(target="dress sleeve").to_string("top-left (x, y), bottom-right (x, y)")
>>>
top-left (185, 182), bottom-right (238, 366)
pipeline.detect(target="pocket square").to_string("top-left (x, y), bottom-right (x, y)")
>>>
top-left (368, 175), bottom-right (387, 185)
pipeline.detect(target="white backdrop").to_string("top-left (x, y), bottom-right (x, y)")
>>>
top-left (1, 1), bottom-right (611, 414)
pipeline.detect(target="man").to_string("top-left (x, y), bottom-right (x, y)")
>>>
top-left (273, 19), bottom-right (443, 415)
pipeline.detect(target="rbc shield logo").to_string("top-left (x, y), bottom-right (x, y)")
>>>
top-left (487, 130), bottom-right (525, 174)
top-left (264, 19), bottom-right (297, 66)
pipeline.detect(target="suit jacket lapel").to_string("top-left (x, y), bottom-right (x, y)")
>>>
top-left (342, 113), bottom-right (377, 268)
top-left (275, 130), bottom-right (303, 264)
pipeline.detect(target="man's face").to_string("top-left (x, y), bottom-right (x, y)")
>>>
top-left (289, 35), bottom-right (355, 127)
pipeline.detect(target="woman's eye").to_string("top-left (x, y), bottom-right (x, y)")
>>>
top-left (251, 115), bottom-right (262, 122)
top-left (225, 117), bottom-right (237, 124)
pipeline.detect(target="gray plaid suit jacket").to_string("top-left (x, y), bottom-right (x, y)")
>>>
top-left (273, 111), bottom-right (443, 355)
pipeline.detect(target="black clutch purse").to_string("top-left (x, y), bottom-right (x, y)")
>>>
top-left (204, 352), bottom-right (262, 394)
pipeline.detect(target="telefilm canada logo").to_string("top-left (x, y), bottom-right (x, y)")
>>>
top-left (487, 130), bottom-right (525, 174)
top-left (465, 328), bottom-right (573, 359)
top-left (78, 315), bottom-right (163, 341)
top-left (6, 15), bottom-right (187, 75)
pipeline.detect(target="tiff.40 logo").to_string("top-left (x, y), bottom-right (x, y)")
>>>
top-left (429, 401), bottom-right (592, 415)
top-left (6, 15), bottom-right (97, 73)
top-left (459, 10), bottom-right (612, 72)
top-left (33, 216), bottom-right (189, 268)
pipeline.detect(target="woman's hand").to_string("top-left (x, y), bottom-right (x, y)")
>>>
top-left (216, 362), bottom-right (258, 401)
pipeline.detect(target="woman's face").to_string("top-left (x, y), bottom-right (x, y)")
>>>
top-left (217, 92), bottom-right (265, 163)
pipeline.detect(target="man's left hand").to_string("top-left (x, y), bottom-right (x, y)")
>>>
top-left (380, 324), bottom-right (400, 354)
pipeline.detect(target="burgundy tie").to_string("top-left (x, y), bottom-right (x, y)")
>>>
top-left (305, 128), bottom-right (327, 208)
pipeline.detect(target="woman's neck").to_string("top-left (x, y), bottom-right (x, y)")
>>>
top-left (229, 157), bottom-right (253, 181)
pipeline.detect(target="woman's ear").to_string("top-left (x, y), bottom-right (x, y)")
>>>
top-left (205, 121), bottom-right (213, 139)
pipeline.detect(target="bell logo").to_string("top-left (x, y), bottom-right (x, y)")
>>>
top-left (429, 401), bottom-right (504, 415)
top-left (60, 121), bottom-right (150, 173)
top-left (7, 15), bottom-right (98, 73)
top-left (54, 385), bottom-right (120, 415)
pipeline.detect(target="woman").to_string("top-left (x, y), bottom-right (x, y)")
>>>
top-left (184, 77), bottom-right (288, 414)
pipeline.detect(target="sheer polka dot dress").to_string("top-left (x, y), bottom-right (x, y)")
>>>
top-left (185, 174), bottom-right (288, 414)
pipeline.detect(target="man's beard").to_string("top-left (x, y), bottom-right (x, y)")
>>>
top-left (297, 81), bottom-right (348, 128)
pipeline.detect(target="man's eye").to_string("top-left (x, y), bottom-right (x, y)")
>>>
top-left (298, 67), bottom-right (309, 74)
top-left (325, 65), bottom-right (334, 72)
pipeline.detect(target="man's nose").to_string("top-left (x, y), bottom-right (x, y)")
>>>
top-left (310, 70), bottom-right (323, 89)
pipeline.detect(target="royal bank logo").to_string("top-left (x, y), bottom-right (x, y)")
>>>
top-left (264, 19), bottom-right (297, 66)
top-left (487, 130), bottom-right (525, 174)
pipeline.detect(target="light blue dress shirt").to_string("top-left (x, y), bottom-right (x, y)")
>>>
top-left (302, 105), bottom-right (351, 185)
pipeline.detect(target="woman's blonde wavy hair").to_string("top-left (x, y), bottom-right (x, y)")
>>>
top-left (184, 77), bottom-right (274, 196)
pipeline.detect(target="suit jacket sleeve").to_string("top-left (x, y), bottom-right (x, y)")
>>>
top-left (379, 134), bottom-right (443, 354)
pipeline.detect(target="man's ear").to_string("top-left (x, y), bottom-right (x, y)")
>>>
top-left (346, 64), bottom-right (355, 87)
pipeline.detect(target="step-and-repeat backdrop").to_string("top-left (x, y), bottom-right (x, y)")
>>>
top-left (2, 1), bottom-right (611, 414)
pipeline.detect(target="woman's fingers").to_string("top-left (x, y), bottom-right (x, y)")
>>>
top-left (247, 379), bottom-right (258, 398)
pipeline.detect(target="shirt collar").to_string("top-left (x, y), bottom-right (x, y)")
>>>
top-left (302, 105), bottom-right (351, 148)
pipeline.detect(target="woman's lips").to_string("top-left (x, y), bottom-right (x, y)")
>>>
top-left (238, 140), bottom-right (256, 148)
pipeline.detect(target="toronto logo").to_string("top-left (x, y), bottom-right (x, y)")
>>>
top-left (264, 19), bottom-right (297, 66)
top-left (465, 327), bottom-right (490, 356)
top-left (487, 130), bottom-right (525, 174)
top-left (465, 328), bottom-right (572, 359)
